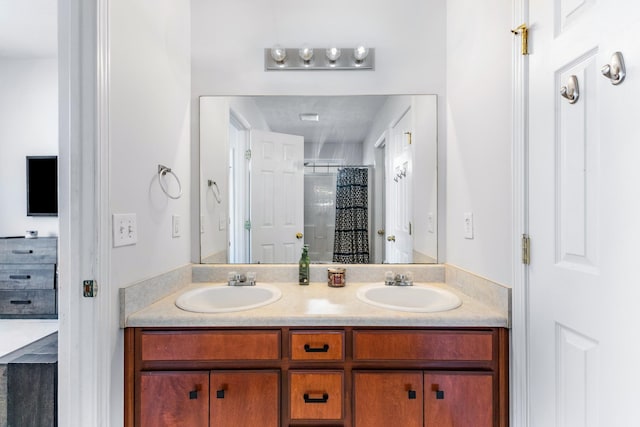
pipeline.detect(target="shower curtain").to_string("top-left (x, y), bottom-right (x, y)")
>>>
top-left (333, 168), bottom-right (369, 263)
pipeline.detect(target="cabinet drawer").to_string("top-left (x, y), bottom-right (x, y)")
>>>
top-left (353, 330), bottom-right (494, 361)
top-left (0, 264), bottom-right (55, 289)
top-left (0, 290), bottom-right (56, 315)
top-left (289, 371), bottom-right (343, 420)
top-left (0, 238), bottom-right (57, 264)
top-left (140, 330), bottom-right (281, 361)
top-left (290, 331), bottom-right (344, 361)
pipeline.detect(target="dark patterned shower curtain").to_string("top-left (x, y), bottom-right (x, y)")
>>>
top-left (332, 168), bottom-right (369, 263)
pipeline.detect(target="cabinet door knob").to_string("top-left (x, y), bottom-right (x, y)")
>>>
top-left (216, 389), bottom-right (225, 399)
top-left (9, 275), bottom-right (31, 280)
top-left (304, 344), bottom-right (330, 353)
top-left (189, 390), bottom-right (198, 400)
top-left (303, 393), bottom-right (329, 403)
top-left (408, 390), bottom-right (417, 400)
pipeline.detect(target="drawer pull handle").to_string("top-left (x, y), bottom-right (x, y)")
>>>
top-left (9, 275), bottom-right (31, 280)
top-left (189, 390), bottom-right (198, 400)
top-left (304, 344), bottom-right (330, 353)
top-left (408, 390), bottom-right (417, 399)
top-left (435, 390), bottom-right (445, 400)
top-left (303, 393), bottom-right (329, 404)
top-left (12, 250), bottom-right (34, 255)
top-left (216, 390), bottom-right (225, 399)
top-left (10, 300), bottom-right (32, 305)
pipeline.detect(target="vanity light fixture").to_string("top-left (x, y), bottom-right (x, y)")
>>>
top-left (299, 113), bottom-right (319, 122)
top-left (265, 45), bottom-right (374, 70)
top-left (298, 46), bottom-right (314, 64)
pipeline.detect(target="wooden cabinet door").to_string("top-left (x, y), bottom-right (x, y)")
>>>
top-left (139, 371), bottom-right (209, 427)
top-left (210, 370), bottom-right (279, 427)
top-left (353, 371), bottom-right (423, 427)
top-left (424, 372), bottom-right (493, 427)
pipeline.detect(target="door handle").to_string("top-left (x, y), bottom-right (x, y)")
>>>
top-left (387, 235), bottom-right (396, 242)
top-left (377, 229), bottom-right (385, 235)
top-left (296, 232), bottom-right (303, 240)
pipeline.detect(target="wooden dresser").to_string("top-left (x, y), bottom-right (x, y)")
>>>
top-left (0, 237), bottom-right (57, 318)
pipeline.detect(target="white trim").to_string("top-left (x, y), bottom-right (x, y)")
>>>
top-left (96, 0), bottom-right (112, 425)
top-left (511, 0), bottom-right (530, 426)
top-left (58, 0), bottom-right (112, 425)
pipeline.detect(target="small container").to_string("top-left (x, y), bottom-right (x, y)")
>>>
top-left (328, 268), bottom-right (346, 287)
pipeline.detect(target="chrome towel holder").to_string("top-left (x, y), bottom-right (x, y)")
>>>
top-left (207, 179), bottom-right (221, 204)
top-left (158, 164), bottom-right (182, 199)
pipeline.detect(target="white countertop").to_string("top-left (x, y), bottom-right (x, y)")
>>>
top-left (124, 281), bottom-right (508, 328)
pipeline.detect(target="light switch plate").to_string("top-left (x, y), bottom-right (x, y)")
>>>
top-left (464, 212), bottom-right (474, 239)
top-left (172, 215), bottom-right (181, 238)
top-left (113, 213), bottom-right (137, 247)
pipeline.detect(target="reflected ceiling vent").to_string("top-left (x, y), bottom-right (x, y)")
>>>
top-left (299, 113), bottom-right (320, 122)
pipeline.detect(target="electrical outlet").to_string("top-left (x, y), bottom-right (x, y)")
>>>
top-left (200, 215), bottom-right (205, 234)
top-left (464, 212), bottom-right (474, 239)
top-left (113, 213), bottom-right (137, 247)
top-left (172, 215), bottom-right (181, 238)
top-left (427, 213), bottom-right (434, 233)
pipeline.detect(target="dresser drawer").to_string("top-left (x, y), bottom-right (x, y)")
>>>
top-left (140, 330), bottom-right (281, 361)
top-left (353, 330), bottom-right (494, 361)
top-left (0, 290), bottom-right (56, 315)
top-left (0, 238), bottom-right (57, 264)
top-left (289, 371), bottom-right (343, 420)
top-left (290, 331), bottom-right (344, 361)
top-left (0, 264), bottom-right (56, 290)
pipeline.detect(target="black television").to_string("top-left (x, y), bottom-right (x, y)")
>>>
top-left (26, 156), bottom-right (58, 217)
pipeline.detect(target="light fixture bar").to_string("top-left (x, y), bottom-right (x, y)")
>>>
top-left (265, 47), bottom-right (375, 71)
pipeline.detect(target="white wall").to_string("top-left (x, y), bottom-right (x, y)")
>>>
top-left (0, 58), bottom-right (58, 237)
top-left (109, 0), bottom-right (191, 423)
top-left (445, 0), bottom-right (512, 285)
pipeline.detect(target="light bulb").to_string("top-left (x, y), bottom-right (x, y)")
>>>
top-left (270, 45), bottom-right (287, 63)
top-left (298, 46), bottom-right (314, 62)
top-left (354, 45), bottom-right (369, 62)
top-left (326, 47), bottom-right (341, 62)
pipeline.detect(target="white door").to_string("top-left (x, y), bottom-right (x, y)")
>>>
top-left (250, 129), bottom-right (304, 263)
top-left (529, 1), bottom-right (640, 425)
top-left (386, 109), bottom-right (413, 263)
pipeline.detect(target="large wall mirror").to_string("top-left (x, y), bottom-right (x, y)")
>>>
top-left (200, 95), bottom-right (437, 264)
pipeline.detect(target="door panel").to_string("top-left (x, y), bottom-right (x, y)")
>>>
top-left (139, 371), bottom-right (209, 427)
top-left (423, 372), bottom-right (493, 427)
top-left (353, 371), bottom-right (422, 427)
top-left (529, 0), bottom-right (640, 425)
top-left (250, 129), bottom-right (304, 263)
top-left (210, 371), bottom-right (279, 427)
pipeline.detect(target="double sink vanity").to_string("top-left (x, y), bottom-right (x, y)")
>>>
top-left (122, 264), bottom-right (510, 427)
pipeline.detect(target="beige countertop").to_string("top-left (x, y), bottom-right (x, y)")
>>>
top-left (124, 280), bottom-right (509, 328)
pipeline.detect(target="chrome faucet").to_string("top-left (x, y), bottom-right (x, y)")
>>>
top-left (384, 271), bottom-right (413, 286)
top-left (227, 272), bottom-right (256, 286)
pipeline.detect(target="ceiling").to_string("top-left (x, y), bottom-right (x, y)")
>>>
top-left (252, 96), bottom-right (388, 145)
top-left (0, 0), bottom-right (57, 58)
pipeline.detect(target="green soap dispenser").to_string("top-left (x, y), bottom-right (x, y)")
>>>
top-left (299, 244), bottom-right (310, 285)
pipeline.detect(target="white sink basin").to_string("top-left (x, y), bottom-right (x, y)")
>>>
top-left (175, 284), bottom-right (282, 313)
top-left (356, 283), bottom-right (462, 313)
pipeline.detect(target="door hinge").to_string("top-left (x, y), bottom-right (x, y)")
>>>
top-left (244, 220), bottom-right (252, 230)
top-left (245, 149), bottom-right (252, 160)
top-left (521, 234), bottom-right (531, 265)
top-left (511, 23), bottom-right (529, 56)
top-left (83, 280), bottom-right (98, 297)
top-left (409, 222), bottom-right (412, 235)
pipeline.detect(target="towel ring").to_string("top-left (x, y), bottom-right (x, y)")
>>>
top-left (158, 164), bottom-right (182, 199)
top-left (208, 179), bottom-right (222, 204)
